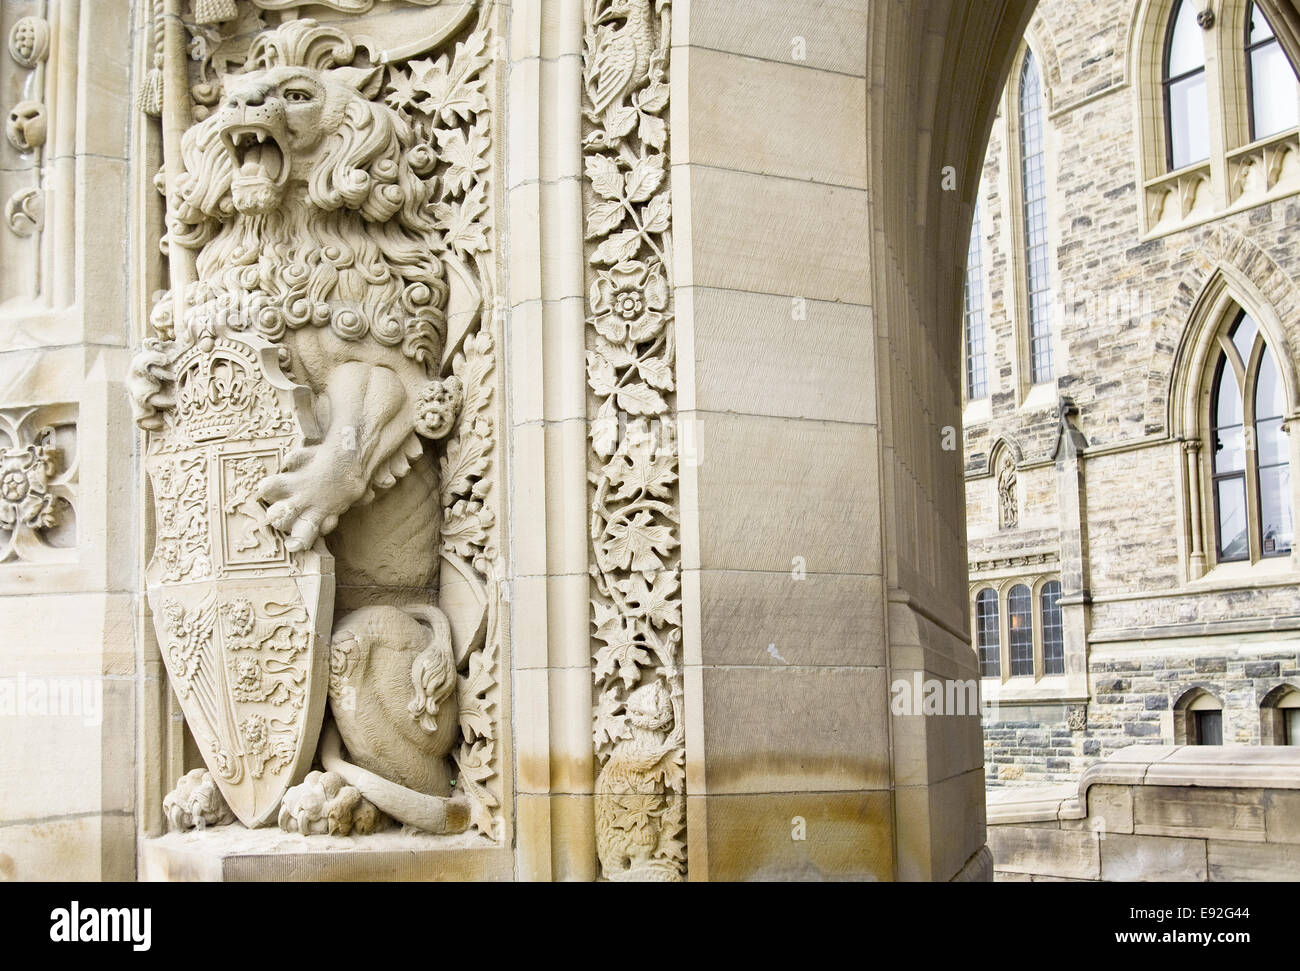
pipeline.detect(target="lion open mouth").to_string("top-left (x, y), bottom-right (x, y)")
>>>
top-left (224, 125), bottom-right (287, 187)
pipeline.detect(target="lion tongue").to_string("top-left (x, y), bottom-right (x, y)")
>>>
top-left (239, 141), bottom-right (283, 182)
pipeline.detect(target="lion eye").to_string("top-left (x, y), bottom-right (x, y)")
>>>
top-left (284, 89), bottom-right (312, 103)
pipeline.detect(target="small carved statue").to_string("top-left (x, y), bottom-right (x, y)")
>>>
top-left (997, 451), bottom-right (1019, 529)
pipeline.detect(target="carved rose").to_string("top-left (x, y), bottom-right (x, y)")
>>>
top-left (0, 441), bottom-right (59, 531)
top-left (590, 259), bottom-right (668, 344)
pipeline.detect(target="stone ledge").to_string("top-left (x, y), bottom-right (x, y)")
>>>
top-left (987, 745), bottom-right (1300, 826)
top-left (140, 827), bottom-right (513, 882)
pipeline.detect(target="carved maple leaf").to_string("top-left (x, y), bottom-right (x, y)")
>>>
top-left (592, 616), bottom-right (652, 690)
top-left (435, 117), bottom-right (491, 199)
top-left (593, 688), bottom-right (630, 748)
top-left (614, 571), bottom-right (681, 628)
top-left (599, 510), bottom-right (678, 577)
top-left (602, 439), bottom-right (676, 501)
top-left (432, 181), bottom-right (490, 257)
top-left (409, 29), bottom-right (491, 126)
top-left (454, 738), bottom-right (499, 836)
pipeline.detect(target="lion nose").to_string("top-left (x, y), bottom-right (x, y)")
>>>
top-left (227, 90), bottom-right (266, 110)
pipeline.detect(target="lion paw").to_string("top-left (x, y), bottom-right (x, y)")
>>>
top-left (278, 770), bottom-right (385, 836)
top-left (257, 445), bottom-right (365, 552)
top-left (163, 768), bottom-right (235, 832)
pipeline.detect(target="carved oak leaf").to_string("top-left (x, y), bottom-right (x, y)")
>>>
top-left (614, 571), bottom-right (681, 628)
top-left (600, 510), bottom-right (678, 577)
top-left (434, 118), bottom-right (491, 199)
top-left (439, 423), bottom-right (491, 508)
top-left (592, 617), bottom-right (652, 690)
top-left (442, 498), bottom-right (494, 559)
top-left (457, 646), bottom-right (496, 741)
top-left (603, 440), bottom-right (676, 501)
top-left (432, 180), bottom-right (490, 256)
top-left (593, 689), bottom-right (631, 747)
top-left (453, 738), bottom-right (499, 835)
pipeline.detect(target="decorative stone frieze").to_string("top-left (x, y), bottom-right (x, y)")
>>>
top-left (581, 0), bottom-right (686, 882)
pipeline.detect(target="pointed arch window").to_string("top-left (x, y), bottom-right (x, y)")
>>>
top-left (1040, 580), bottom-right (1064, 675)
top-left (975, 588), bottom-right (1000, 678)
top-left (1209, 310), bottom-right (1293, 562)
top-left (1007, 583), bottom-right (1034, 677)
top-left (1246, 2), bottom-right (1300, 141)
top-left (1164, 0), bottom-right (1210, 170)
top-left (1018, 50), bottom-right (1053, 384)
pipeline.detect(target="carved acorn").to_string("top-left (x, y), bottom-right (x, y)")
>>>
top-left (192, 0), bottom-right (239, 25)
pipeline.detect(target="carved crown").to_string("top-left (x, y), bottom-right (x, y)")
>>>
top-left (174, 346), bottom-right (257, 442)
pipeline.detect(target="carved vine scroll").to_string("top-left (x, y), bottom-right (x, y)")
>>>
top-left (582, 0), bottom-right (685, 882)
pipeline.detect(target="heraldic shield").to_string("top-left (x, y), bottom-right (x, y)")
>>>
top-left (145, 329), bottom-right (335, 828)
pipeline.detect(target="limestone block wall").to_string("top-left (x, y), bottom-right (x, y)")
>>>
top-left (964, 0), bottom-right (1300, 780)
top-left (987, 745), bottom-right (1300, 881)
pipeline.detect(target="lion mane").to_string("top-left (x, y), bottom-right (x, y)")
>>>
top-left (167, 20), bottom-right (448, 373)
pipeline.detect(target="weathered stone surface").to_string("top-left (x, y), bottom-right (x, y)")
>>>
top-left (1100, 834), bottom-right (1209, 882)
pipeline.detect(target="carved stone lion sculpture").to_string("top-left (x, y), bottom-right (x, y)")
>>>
top-left (129, 20), bottom-right (469, 834)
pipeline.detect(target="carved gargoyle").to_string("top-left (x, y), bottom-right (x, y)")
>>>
top-left (130, 20), bottom-right (478, 836)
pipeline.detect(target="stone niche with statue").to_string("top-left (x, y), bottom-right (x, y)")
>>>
top-left (131, 0), bottom-right (509, 878)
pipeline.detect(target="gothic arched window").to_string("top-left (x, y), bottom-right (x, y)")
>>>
top-left (1164, 0), bottom-right (1210, 169)
top-left (1018, 50), bottom-right (1054, 384)
top-left (1040, 580), bottom-right (1064, 675)
top-left (1246, 2), bottom-right (1300, 140)
top-left (1209, 310), bottom-right (1293, 562)
top-left (975, 588), bottom-right (1000, 678)
top-left (1007, 583), bottom-right (1034, 676)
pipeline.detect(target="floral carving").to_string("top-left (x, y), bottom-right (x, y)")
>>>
top-left (0, 407), bottom-right (76, 565)
top-left (583, 0), bottom-right (684, 881)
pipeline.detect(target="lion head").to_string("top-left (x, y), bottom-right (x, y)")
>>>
top-left (169, 21), bottom-right (447, 372)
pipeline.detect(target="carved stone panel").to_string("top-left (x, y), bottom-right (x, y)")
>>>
top-left (582, 0), bottom-right (686, 882)
top-left (133, 0), bottom-right (504, 844)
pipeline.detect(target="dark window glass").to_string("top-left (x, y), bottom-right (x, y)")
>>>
top-left (1247, 2), bottom-right (1300, 141)
top-left (975, 588), bottom-right (1000, 678)
top-left (1008, 584), bottom-right (1034, 676)
top-left (1040, 581), bottom-right (1064, 675)
top-left (1019, 51), bottom-right (1054, 383)
top-left (964, 201), bottom-right (988, 400)
top-left (1164, 0), bottom-right (1210, 169)
top-left (1195, 709), bottom-right (1223, 745)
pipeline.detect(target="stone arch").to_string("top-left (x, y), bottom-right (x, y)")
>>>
top-left (1160, 227), bottom-right (1300, 438)
top-left (985, 436), bottom-right (1025, 476)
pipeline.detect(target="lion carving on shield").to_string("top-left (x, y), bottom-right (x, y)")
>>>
top-left (129, 20), bottom-right (472, 834)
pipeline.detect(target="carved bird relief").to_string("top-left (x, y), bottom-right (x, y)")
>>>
top-left (587, 0), bottom-right (655, 118)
